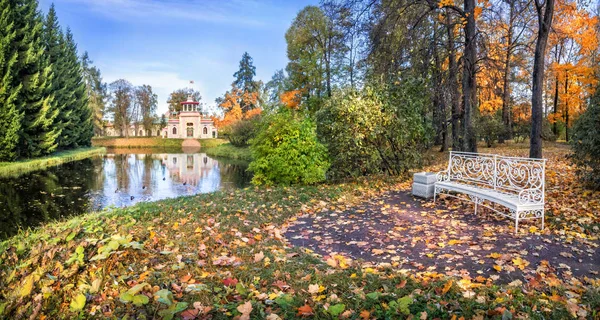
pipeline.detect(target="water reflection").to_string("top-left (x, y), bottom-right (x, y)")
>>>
top-left (0, 152), bottom-right (251, 239)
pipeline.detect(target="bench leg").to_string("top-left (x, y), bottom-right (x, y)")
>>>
top-left (541, 210), bottom-right (545, 230)
top-left (474, 199), bottom-right (478, 214)
top-left (515, 217), bottom-right (519, 235)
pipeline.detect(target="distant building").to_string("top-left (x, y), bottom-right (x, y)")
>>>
top-left (166, 95), bottom-right (218, 139)
top-left (102, 122), bottom-right (163, 137)
top-left (101, 95), bottom-right (218, 138)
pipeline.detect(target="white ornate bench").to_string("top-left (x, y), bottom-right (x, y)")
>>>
top-left (434, 151), bottom-right (546, 234)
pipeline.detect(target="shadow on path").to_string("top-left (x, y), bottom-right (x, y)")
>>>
top-left (285, 189), bottom-right (600, 284)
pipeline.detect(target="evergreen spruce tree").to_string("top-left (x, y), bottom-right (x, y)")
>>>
top-left (0, 0), bottom-right (24, 161)
top-left (233, 52), bottom-right (259, 111)
top-left (58, 28), bottom-right (90, 148)
top-left (14, 0), bottom-right (56, 157)
top-left (81, 51), bottom-right (107, 136)
top-left (43, 3), bottom-right (67, 148)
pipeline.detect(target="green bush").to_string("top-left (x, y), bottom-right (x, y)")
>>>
top-left (316, 82), bottom-right (430, 180)
top-left (512, 118), bottom-right (556, 143)
top-left (228, 119), bottom-right (259, 147)
top-left (570, 88), bottom-right (600, 189)
top-left (476, 112), bottom-right (504, 147)
top-left (249, 110), bottom-right (329, 185)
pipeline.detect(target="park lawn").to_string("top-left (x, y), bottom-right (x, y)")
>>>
top-left (0, 147), bottom-right (106, 178)
top-left (91, 137), bottom-right (228, 149)
top-left (204, 143), bottom-right (252, 161)
top-left (0, 143), bottom-right (598, 319)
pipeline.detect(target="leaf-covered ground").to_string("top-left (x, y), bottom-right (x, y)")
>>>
top-left (1, 143), bottom-right (599, 319)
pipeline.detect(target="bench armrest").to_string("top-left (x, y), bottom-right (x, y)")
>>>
top-left (518, 189), bottom-right (544, 205)
top-left (436, 171), bottom-right (450, 182)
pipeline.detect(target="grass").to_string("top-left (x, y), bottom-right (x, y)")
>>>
top-left (204, 143), bottom-right (252, 161)
top-left (0, 142), bottom-right (597, 319)
top-left (0, 147), bottom-right (106, 178)
top-left (91, 137), bottom-right (228, 149)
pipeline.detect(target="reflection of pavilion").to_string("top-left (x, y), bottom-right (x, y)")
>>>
top-left (161, 153), bottom-right (218, 186)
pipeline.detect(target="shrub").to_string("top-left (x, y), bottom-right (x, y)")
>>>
top-left (570, 88), bottom-right (600, 189)
top-left (476, 112), bottom-right (504, 147)
top-left (316, 82), bottom-right (430, 180)
top-left (228, 119), bottom-right (258, 147)
top-left (248, 110), bottom-right (329, 185)
top-left (512, 118), bottom-right (556, 143)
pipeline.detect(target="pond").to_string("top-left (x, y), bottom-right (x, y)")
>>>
top-left (0, 150), bottom-right (252, 240)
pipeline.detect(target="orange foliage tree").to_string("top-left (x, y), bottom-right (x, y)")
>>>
top-left (215, 86), bottom-right (261, 129)
top-left (546, 0), bottom-right (599, 140)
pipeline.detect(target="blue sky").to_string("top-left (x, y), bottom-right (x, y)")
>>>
top-left (38, 0), bottom-right (318, 114)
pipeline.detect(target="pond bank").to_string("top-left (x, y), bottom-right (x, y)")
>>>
top-left (204, 143), bottom-right (252, 161)
top-left (0, 147), bottom-right (106, 178)
top-left (92, 137), bottom-right (227, 149)
top-left (1, 166), bottom-right (597, 318)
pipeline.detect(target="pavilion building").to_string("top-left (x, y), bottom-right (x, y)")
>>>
top-left (165, 95), bottom-right (218, 139)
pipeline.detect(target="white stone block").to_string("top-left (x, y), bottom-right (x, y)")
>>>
top-left (412, 182), bottom-right (435, 199)
top-left (413, 172), bottom-right (437, 185)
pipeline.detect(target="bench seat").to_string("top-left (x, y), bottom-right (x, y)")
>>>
top-left (435, 181), bottom-right (544, 211)
top-left (433, 151), bottom-right (546, 234)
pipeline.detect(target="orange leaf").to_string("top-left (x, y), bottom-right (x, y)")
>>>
top-left (297, 304), bottom-right (314, 317)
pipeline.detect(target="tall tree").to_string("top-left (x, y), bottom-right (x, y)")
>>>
top-left (530, 0), bottom-right (555, 158)
top-left (42, 3), bottom-right (65, 150)
top-left (233, 52), bottom-right (260, 112)
top-left (233, 52), bottom-right (258, 93)
top-left (59, 28), bottom-right (90, 147)
top-left (285, 5), bottom-right (343, 112)
top-left (0, 0), bottom-right (23, 161)
top-left (547, 0), bottom-right (598, 141)
top-left (109, 79), bottom-right (133, 137)
top-left (81, 51), bottom-right (107, 136)
top-left (135, 85), bottom-right (158, 134)
top-left (15, 0), bottom-right (56, 157)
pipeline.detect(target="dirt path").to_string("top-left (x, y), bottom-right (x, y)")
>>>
top-left (285, 189), bottom-right (600, 284)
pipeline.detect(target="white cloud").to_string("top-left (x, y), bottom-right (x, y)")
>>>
top-left (61, 0), bottom-right (268, 27)
top-left (102, 61), bottom-right (206, 115)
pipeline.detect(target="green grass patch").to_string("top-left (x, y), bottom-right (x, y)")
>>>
top-left (0, 174), bottom-right (597, 319)
top-left (204, 143), bottom-right (252, 161)
top-left (0, 147), bottom-right (106, 178)
top-left (92, 137), bottom-right (228, 149)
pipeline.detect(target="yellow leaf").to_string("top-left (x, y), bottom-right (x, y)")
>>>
top-left (493, 265), bottom-right (502, 272)
top-left (442, 280), bottom-right (453, 294)
top-left (529, 226), bottom-right (538, 233)
top-left (20, 274), bottom-right (34, 297)
top-left (488, 252), bottom-right (501, 259)
top-left (70, 293), bottom-right (86, 311)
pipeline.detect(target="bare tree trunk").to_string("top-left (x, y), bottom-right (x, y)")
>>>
top-left (462, 0), bottom-right (478, 152)
top-left (530, 0), bottom-right (555, 159)
top-left (500, 0), bottom-right (515, 143)
top-left (446, 11), bottom-right (461, 151)
top-left (552, 76), bottom-right (559, 135)
top-left (564, 73), bottom-right (569, 141)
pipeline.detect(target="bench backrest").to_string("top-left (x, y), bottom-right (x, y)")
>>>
top-left (447, 151), bottom-right (546, 196)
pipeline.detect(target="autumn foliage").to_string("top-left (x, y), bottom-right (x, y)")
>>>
top-left (215, 87), bottom-right (261, 129)
top-left (280, 90), bottom-right (303, 110)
